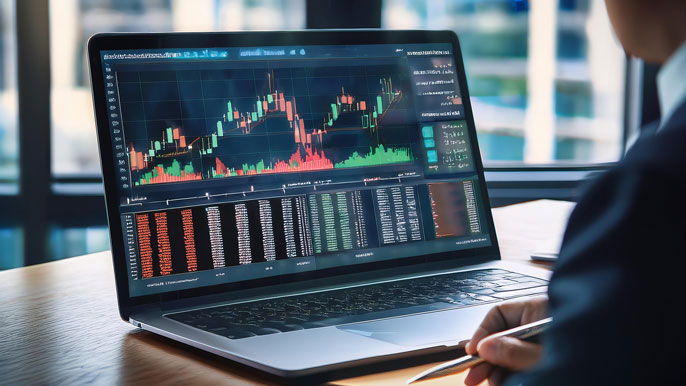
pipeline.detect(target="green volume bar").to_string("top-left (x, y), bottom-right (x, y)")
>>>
top-left (242, 159), bottom-right (267, 175)
top-left (334, 145), bottom-right (412, 168)
top-left (137, 159), bottom-right (195, 185)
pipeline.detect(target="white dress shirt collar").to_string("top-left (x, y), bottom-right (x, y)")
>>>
top-left (657, 41), bottom-right (686, 130)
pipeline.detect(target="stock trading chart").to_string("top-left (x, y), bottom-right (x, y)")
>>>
top-left (103, 44), bottom-right (491, 295)
top-left (120, 62), bottom-right (417, 187)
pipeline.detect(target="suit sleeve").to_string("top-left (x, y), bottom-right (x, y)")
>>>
top-left (505, 153), bottom-right (686, 386)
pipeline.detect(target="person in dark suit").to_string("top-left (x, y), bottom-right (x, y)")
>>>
top-left (463, 1), bottom-right (686, 385)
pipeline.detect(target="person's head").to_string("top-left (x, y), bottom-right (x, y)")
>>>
top-left (604, 0), bottom-right (686, 63)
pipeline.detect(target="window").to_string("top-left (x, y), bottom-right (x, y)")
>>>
top-left (48, 226), bottom-right (109, 261)
top-left (49, 0), bottom-right (306, 176)
top-left (0, 0), bottom-right (17, 186)
top-left (0, 0), bottom-right (20, 269)
top-left (0, 227), bottom-right (22, 269)
top-left (383, 0), bottom-right (626, 164)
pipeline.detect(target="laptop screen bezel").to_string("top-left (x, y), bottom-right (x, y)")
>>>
top-left (87, 30), bottom-right (501, 321)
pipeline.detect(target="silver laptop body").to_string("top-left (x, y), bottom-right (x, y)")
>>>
top-left (88, 30), bottom-right (550, 380)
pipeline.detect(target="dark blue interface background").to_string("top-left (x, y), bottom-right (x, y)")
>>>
top-left (100, 44), bottom-right (491, 296)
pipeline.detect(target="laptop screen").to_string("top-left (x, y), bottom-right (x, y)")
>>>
top-left (100, 42), bottom-right (492, 297)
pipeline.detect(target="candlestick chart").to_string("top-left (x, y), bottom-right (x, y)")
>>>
top-left (120, 63), bottom-right (417, 187)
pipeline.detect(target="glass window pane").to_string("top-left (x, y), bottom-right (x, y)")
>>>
top-left (0, 227), bottom-right (22, 270)
top-left (0, 0), bottom-right (18, 183)
top-left (382, 0), bottom-right (625, 164)
top-left (49, 0), bottom-right (306, 176)
top-left (48, 226), bottom-right (109, 261)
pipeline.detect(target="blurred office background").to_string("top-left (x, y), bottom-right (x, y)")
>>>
top-left (0, 0), bottom-right (648, 269)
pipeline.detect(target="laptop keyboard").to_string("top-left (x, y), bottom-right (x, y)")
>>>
top-left (166, 269), bottom-right (547, 340)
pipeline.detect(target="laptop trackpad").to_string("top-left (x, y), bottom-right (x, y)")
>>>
top-left (337, 304), bottom-right (492, 347)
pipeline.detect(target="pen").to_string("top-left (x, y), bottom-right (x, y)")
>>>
top-left (406, 317), bottom-right (553, 384)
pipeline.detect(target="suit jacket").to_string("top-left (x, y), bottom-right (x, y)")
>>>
top-left (507, 101), bottom-right (686, 386)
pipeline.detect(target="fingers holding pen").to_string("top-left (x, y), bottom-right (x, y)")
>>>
top-left (464, 297), bottom-right (548, 385)
top-left (477, 336), bottom-right (543, 371)
top-left (465, 296), bottom-right (549, 356)
top-left (465, 336), bottom-right (542, 386)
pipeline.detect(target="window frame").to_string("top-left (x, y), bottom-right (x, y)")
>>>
top-left (1, 0), bottom-right (642, 266)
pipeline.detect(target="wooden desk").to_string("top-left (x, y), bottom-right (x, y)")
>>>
top-left (0, 200), bottom-right (574, 386)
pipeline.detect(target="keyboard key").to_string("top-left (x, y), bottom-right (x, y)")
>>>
top-left (434, 296), bottom-right (460, 304)
top-left (249, 327), bottom-right (281, 336)
top-left (492, 279), bottom-right (518, 286)
top-left (283, 317), bottom-right (308, 324)
top-left (471, 288), bottom-right (496, 295)
top-left (490, 287), bottom-right (548, 299)
top-left (493, 281), bottom-right (546, 292)
top-left (502, 273), bottom-right (525, 279)
top-left (302, 321), bottom-right (333, 329)
top-left (508, 277), bottom-right (547, 285)
top-left (461, 285), bottom-right (486, 292)
top-left (258, 321), bottom-right (291, 331)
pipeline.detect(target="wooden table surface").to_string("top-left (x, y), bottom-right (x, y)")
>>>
top-left (0, 200), bottom-right (574, 386)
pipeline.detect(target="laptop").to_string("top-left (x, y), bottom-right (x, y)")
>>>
top-left (88, 30), bottom-right (550, 380)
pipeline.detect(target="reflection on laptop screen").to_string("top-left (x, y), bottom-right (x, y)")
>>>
top-left (100, 43), bottom-right (492, 297)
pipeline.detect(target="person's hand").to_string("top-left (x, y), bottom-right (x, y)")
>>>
top-left (464, 296), bottom-right (549, 386)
